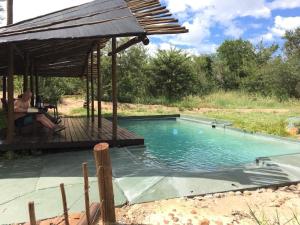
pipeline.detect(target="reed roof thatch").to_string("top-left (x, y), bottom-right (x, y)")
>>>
top-left (0, 0), bottom-right (188, 77)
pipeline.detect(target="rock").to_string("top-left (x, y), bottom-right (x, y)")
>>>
top-left (215, 221), bottom-right (223, 225)
top-left (168, 213), bottom-right (174, 219)
top-left (257, 188), bottom-right (265, 193)
top-left (227, 191), bottom-right (235, 196)
top-left (235, 191), bottom-right (242, 196)
top-left (204, 194), bottom-right (213, 199)
top-left (278, 186), bottom-right (289, 191)
top-left (243, 191), bottom-right (252, 196)
top-left (173, 217), bottom-right (179, 222)
top-left (199, 218), bottom-right (210, 225)
top-left (191, 209), bottom-right (197, 214)
top-left (163, 219), bottom-right (170, 224)
top-left (287, 127), bottom-right (299, 136)
top-left (266, 188), bottom-right (274, 193)
top-left (213, 193), bottom-right (223, 198)
top-left (289, 185), bottom-right (297, 191)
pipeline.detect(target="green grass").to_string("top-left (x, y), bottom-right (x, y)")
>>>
top-left (171, 91), bottom-right (300, 110)
top-left (202, 111), bottom-right (290, 137)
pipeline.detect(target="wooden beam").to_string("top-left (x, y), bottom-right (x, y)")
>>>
top-left (7, 0), bottom-right (13, 25)
top-left (86, 58), bottom-right (90, 118)
top-left (6, 45), bottom-right (14, 144)
top-left (111, 38), bottom-right (117, 145)
top-left (90, 51), bottom-right (95, 122)
top-left (34, 66), bottom-right (39, 106)
top-left (108, 36), bottom-right (149, 56)
top-left (30, 63), bottom-right (34, 107)
top-left (2, 76), bottom-right (7, 103)
top-left (97, 44), bottom-right (102, 129)
top-left (77, 203), bottom-right (100, 225)
top-left (23, 54), bottom-right (29, 92)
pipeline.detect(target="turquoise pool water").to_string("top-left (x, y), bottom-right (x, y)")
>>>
top-left (119, 118), bottom-right (300, 171)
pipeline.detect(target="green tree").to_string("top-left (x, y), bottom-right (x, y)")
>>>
top-left (284, 27), bottom-right (300, 58)
top-left (118, 42), bottom-right (149, 102)
top-left (148, 48), bottom-right (195, 100)
top-left (216, 39), bottom-right (256, 90)
top-left (192, 55), bottom-right (216, 94)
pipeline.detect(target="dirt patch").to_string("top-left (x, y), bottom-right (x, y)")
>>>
top-left (58, 97), bottom-right (290, 117)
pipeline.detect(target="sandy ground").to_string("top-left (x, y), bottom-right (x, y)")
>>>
top-left (31, 184), bottom-right (300, 225)
top-left (116, 184), bottom-right (300, 225)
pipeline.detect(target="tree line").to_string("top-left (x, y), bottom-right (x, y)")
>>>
top-left (12, 27), bottom-right (300, 103)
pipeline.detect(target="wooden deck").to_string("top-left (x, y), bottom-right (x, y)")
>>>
top-left (0, 117), bottom-right (144, 151)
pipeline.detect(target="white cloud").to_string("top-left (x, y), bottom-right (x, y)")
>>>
top-left (161, 0), bottom-right (273, 54)
top-left (271, 16), bottom-right (300, 36)
top-left (268, 0), bottom-right (300, 10)
top-left (250, 16), bottom-right (300, 43)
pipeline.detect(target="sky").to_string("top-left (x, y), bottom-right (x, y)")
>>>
top-left (0, 0), bottom-right (299, 55)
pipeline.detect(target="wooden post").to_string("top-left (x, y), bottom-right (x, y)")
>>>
top-left (2, 76), bottom-right (6, 102)
top-left (23, 55), bottom-right (29, 92)
top-left (6, 45), bottom-right (14, 144)
top-left (82, 163), bottom-right (91, 225)
top-left (86, 60), bottom-right (90, 118)
top-left (30, 63), bottom-right (34, 107)
top-left (97, 44), bottom-right (102, 128)
top-left (93, 143), bottom-right (116, 225)
top-left (91, 51), bottom-right (95, 122)
top-left (111, 38), bottom-right (118, 146)
top-left (60, 183), bottom-right (70, 225)
top-left (6, 0), bottom-right (14, 144)
top-left (34, 66), bottom-right (39, 105)
top-left (7, 0), bottom-right (13, 25)
top-left (28, 201), bottom-right (37, 225)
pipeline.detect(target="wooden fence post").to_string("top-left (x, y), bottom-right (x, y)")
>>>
top-left (60, 183), bottom-right (70, 225)
top-left (93, 142), bottom-right (116, 225)
top-left (82, 163), bottom-right (91, 225)
top-left (28, 201), bottom-right (37, 225)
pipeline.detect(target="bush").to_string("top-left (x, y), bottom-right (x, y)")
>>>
top-left (148, 48), bottom-right (196, 100)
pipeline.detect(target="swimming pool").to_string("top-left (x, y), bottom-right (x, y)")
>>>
top-left (119, 117), bottom-right (300, 171)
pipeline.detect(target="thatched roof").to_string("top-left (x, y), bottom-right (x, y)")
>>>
top-left (0, 0), bottom-right (188, 77)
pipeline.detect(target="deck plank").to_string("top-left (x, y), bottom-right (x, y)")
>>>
top-left (0, 117), bottom-right (144, 151)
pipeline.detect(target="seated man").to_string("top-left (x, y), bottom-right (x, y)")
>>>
top-left (14, 90), bottom-right (65, 133)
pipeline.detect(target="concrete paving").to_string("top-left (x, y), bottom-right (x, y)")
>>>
top-left (0, 148), bottom-right (300, 224)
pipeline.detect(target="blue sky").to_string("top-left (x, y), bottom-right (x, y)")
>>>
top-left (0, 0), bottom-right (299, 55)
top-left (149, 0), bottom-right (300, 54)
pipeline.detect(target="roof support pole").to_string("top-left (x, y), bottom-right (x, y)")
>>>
top-left (97, 44), bottom-right (102, 129)
top-left (23, 55), bottom-right (29, 92)
top-left (30, 63), bottom-right (34, 107)
top-left (2, 76), bottom-right (7, 104)
top-left (6, 0), bottom-right (14, 145)
top-left (86, 59), bottom-right (90, 118)
top-left (111, 38), bottom-right (117, 146)
top-left (6, 44), bottom-right (14, 144)
top-left (34, 66), bottom-right (39, 105)
top-left (91, 50), bottom-right (95, 122)
top-left (7, 0), bottom-right (13, 25)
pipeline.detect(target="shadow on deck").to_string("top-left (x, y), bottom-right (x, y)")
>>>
top-left (0, 117), bottom-right (144, 151)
